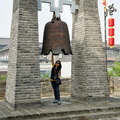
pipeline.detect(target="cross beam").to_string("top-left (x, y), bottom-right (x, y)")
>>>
top-left (37, 0), bottom-right (55, 11)
top-left (59, 0), bottom-right (78, 13)
top-left (37, 0), bottom-right (78, 17)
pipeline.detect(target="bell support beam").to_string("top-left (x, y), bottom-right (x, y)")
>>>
top-left (37, 0), bottom-right (55, 11)
top-left (59, 0), bottom-right (78, 13)
top-left (37, 0), bottom-right (78, 17)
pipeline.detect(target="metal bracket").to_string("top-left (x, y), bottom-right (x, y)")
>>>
top-left (37, 0), bottom-right (78, 17)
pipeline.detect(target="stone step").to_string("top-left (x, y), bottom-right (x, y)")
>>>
top-left (1, 97), bottom-right (120, 120)
top-left (1, 106), bottom-right (120, 120)
top-left (26, 111), bottom-right (120, 120)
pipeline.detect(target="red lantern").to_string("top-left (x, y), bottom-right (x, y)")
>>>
top-left (108, 37), bottom-right (114, 48)
top-left (108, 18), bottom-right (114, 27)
top-left (102, 0), bottom-right (106, 6)
top-left (102, 2), bottom-right (106, 6)
top-left (108, 28), bottom-right (114, 36)
top-left (108, 17), bottom-right (115, 48)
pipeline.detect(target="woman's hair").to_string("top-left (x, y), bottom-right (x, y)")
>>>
top-left (55, 60), bottom-right (62, 71)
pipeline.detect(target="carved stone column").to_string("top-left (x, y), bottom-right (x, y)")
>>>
top-left (71, 0), bottom-right (109, 101)
top-left (5, 0), bottom-right (41, 109)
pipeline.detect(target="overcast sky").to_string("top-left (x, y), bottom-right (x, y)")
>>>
top-left (0, 0), bottom-right (120, 44)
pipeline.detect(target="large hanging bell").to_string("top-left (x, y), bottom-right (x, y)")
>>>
top-left (41, 15), bottom-right (72, 55)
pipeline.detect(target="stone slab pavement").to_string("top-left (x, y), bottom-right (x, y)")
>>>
top-left (0, 96), bottom-right (120, 120)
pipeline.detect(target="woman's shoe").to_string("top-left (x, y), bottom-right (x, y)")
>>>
top-left (53, 100), bottom-right (57, 103)
top-left (57, 101), bottom-right (61, 105)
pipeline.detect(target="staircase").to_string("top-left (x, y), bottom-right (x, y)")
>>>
top-left (1, 97), bottom-right (120, 120)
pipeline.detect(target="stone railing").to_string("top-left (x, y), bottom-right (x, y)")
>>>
top-left (0, 78), bottom-right (71, 100)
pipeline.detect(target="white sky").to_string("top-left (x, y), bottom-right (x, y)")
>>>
top-left (0, 0), bottom-right (120, 44)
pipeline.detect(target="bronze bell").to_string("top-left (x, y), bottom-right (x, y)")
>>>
top-left (41, 14), bottom-right (72, 55)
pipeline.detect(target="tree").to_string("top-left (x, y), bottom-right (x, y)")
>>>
top-left (108, 61), bottom-right (120, 77)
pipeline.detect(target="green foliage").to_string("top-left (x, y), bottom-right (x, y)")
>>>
top-left (40, 73), bottom-right (50, 79)
top-left (108, 61), bottom-right (120, 77)
top-left (0, 75), bottom-right (7, 81)
top-left (0, 73), bottom-right (51, 81)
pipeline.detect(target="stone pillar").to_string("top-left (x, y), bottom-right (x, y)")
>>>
top-left (5, 0), bottom-right (41, 109)
top-left (71, 0), bottom-right (109, 101)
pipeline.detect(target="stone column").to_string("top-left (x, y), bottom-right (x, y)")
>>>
top-left (5, 0), bottom-right (41, 109)
top-left (71, 0), bottom-right (109, 101)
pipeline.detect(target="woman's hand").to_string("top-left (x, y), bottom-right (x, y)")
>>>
top-left (58, 71), bottom-right (61, 78)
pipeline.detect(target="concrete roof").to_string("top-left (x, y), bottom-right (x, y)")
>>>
top-left (0, 38), bottom-right (9, 45)
top-left (0, 59), bottom-right (8, 62)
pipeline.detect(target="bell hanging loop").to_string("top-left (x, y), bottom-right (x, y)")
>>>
top-left (41, 12), bottom-right (72, 55)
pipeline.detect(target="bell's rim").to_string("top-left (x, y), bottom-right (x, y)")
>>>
top-left (41, 49), bottom-right (72, 55)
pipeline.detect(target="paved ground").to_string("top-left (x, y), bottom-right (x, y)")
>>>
top-left (0, 96), bottom-right (120, 120)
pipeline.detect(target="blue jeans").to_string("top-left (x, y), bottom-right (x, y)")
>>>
top-left (51, 81), bottom-right (60, 101)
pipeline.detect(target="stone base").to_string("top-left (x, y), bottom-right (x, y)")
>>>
top-left (71, 96), bottom-right (110, 103)
top-left (5, 100), bottom-right (41, 110)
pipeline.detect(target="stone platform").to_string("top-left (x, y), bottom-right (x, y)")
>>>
top-left (0, 96), bottom-right (120, 120)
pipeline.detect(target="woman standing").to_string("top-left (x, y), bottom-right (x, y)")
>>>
top-left (50, 54), bottom-right (62, 105)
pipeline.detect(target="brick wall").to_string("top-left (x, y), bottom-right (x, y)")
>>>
top-left (5, 0), bottom-right (40, 109)
top-left (0, 81), bottom-right (6, 100)
top-left (109, 77), bottom-right (120, 95)
top-left (1, 77), bottom-right (120, 100)
top-left (0, 78), bottom-right (71, 100)
top-left (71, 0), bottom-right (109, 100)
top-left (0, 72), bottom-right (7, 76)
top-left (41, 78), bottom-right (71, 97)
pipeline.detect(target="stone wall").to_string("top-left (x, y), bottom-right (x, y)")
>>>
top-left (109, 77), bottom-right (120, 95)
top-left (0, 81), bottom-right (6, 100)
top-left (40, 78), bottom-right (71, 97)
top-left (1, 77), bottom-right (120, 100)
top-left (0, 78), bottom-right (71, 100)
top-left (0, 72), bottom-right (7, 76)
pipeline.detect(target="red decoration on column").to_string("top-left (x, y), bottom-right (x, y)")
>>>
top-left (108, 17), bottom-right (115, 48)
top-left (108, 37), bottom-right (114, 48)
top-left (108, 28), bottom-right (114, 36)
top-left (108, 18), bottom-right (114, 27)
top-left (102, 0), bottom-right (106, 6)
